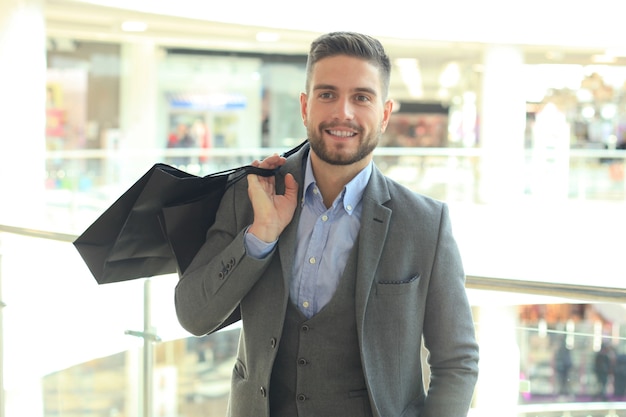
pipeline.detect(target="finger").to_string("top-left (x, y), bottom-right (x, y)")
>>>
top-left (283, 173), bottom-right (299, 200)
top-left (284, 173), bottom-right (298, 192)
top-left (247, 172), bottom-right (260, 188)
top-left (258, 154), bottom-right (285, 169)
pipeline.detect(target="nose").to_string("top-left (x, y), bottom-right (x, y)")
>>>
top-left (332, 97), bottom-right (355, 120)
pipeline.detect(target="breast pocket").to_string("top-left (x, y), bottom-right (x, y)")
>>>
top-left (375, 274), bottom-right (420, 295)
top-left (232, 358), bottom-right (248, 381)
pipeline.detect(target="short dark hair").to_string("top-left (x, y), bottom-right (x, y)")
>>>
top-left (305, 31), bottom-right (391, 100)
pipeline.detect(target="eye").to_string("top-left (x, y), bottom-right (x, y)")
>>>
top-left (355, 94), bottom-right (371, 102)
top-left (318, 91), bottom-right (335, 100)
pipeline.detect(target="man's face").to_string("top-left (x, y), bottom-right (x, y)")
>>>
top-left (300, 55), bottom-right (393, 167)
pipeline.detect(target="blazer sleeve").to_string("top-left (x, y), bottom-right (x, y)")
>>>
top-left (421, 203), bottom-right (479, 416)
top-left (174, 179), bottom-right (274, 336)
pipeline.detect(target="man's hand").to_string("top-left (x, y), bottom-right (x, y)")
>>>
top-left (247, 154), bottom-right (298, 243)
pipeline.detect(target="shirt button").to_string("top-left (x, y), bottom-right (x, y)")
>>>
top-left (308, 257), bottom-right (316, 264)
top-left (302, 301), bottom-right (310, 308)
top-left (346, 204), bottom-right (353, 211)
top-left (321, 214), bottom-right (328, 222)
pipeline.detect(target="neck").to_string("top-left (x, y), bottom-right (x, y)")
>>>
top-left (310, 152), bottom-right (370, 208)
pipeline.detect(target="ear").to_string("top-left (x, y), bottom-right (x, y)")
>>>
top-left (380, 99), bottom-right (394, 133)
top-left (300, 92), bottom-right (308, 126)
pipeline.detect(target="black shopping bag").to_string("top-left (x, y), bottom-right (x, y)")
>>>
top-left (74, 141), bottom-right (307, 285)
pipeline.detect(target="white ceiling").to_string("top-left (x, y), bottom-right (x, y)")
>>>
top-left (44, 0), bottom-right (626, 102)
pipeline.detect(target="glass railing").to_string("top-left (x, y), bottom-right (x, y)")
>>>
top-left (1, 145), bottom-right (624, 417)
top-left (1, 224), bottom-right (625, 417)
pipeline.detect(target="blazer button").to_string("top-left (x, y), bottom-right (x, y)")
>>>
top-left (270, 337), bottom-right (277, 348)
top-left (218, 271), bottom-right (225, 280)
top-left (260, 386), bottom-right (267, 397)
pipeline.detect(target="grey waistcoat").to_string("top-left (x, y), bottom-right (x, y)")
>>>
top-left (269, 246), bottom-right (373, 417)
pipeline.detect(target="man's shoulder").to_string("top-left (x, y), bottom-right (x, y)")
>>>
top-left (378, 169), bottom-right (444, 211)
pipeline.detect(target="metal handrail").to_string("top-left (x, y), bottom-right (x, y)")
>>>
top-left (0, 224), bottom-right (76, 242)
top-left (41, 145), bottom-right (626, 160)
top-left (466, 275), bottom-right (626, 304)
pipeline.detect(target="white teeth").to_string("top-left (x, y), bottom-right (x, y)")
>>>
top-left (328, 130), bottom-right (354, 137)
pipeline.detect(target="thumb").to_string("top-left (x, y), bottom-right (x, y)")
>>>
top-left (283, 173), bottom-right (299, 200)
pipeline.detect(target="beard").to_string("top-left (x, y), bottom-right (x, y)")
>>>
top-left (307, 121), bottom-right (381, 166)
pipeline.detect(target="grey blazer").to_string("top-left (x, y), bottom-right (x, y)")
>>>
top-left (175, 143), bottom-right (479, 417)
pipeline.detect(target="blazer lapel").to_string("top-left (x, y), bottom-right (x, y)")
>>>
top-left (355, 167), bottom-right (392, 326)
top-left (277, 144), bottom-right (309, 288)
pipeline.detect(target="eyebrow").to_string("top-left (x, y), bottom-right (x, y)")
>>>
top-left (313, 84), bottom-right (378, 97)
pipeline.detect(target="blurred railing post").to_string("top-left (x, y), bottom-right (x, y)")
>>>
top-left (143, 279), bottom-right (154, 417)
top-left (125, 278), bottom-right (161, 417)
top-left (0, 236), bottom-right (5, 417)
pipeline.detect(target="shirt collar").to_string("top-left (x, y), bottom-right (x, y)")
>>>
top-left (302, 152), bottom-right (372, 215)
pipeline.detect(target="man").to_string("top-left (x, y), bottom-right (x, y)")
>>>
top-left (175, 31), bottom-right (479, 417)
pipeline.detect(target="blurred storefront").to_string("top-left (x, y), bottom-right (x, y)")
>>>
top-left (40, 303), bottom-right (626, 416)
top-left (1, 1), bottom-right (625, 416)
top-left (519, 304), bottom-right (626, 403)
top-left (34, 29), bottom-right (626, 417)
top-left (44, 41), bottom-right (308, 191)
top-left (43, 37), bottom-right (626, 202)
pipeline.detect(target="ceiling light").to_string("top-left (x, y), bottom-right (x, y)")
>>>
top-left (256, 32), bottom-right (280, 42)
top-left (395, 58), bottom-right (423, 98)
top-left (439, 62), bottom-right (460, 88)
top-left (581, 106), bottom-right (595, 119)
top-left (601, 104), bottom-right (617, 120)
top-left (591, 54), bottom-right (616, 64)
top-left (545, 51), bottom-right (564, 61)
top-left (121, 21), bottom-right (148, 32)
top-left (605, 48), bottom-right (626, 57)
top-left (576, 89), bottom-right (594, 103)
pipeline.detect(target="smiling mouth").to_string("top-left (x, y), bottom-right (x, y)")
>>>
top-left (326, 129), bottom-right (357, 138)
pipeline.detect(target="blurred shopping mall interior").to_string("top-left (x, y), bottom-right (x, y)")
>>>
top-left (0, 0), bottom-right (625, 416)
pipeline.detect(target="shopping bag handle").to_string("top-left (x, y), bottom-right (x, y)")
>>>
top-left (209, 139), bottom-right (309, 184)
top-left (281, 139), bottom-right (308, 158)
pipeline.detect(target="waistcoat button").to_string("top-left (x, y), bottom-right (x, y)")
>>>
top-left (297, 394), bottom-right (307, 401)
top-left (297, 357), bottom-right (308, 366)
top-left (301, 324), bottom-right (309, 332)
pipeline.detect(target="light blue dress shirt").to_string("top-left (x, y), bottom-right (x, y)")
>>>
top-left (245, 154), bottom-right (372, 318)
